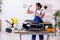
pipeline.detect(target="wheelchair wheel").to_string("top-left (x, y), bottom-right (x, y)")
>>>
top-left (5, 28), bottom-right (12, 33)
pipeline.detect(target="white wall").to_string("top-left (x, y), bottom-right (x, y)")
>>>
top-left (1, 0), bottom-right (60, 31)
top-left (0, 0), bottom-right (60, 40)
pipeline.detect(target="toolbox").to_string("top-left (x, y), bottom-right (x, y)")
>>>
top-left (46, 28), bottom-right (56, 32)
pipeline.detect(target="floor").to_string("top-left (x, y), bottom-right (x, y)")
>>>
top-left (0, 32), bottom-right (60, 40)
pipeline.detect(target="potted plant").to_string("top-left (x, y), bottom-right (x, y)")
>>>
top-left (54, 10), bottom-right (60, 30)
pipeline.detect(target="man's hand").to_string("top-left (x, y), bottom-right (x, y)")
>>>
top-left (35, 12), bottom-right (38, 14)
top-left (28, 5), bottom-right (32, 8)
top-left (35, 11), bottom-right (45, 18)
top-left (27, 5), bottom-right (33, 14)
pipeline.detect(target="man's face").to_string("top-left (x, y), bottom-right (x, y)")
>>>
top-left (36, 5), bottom-right (40, 9)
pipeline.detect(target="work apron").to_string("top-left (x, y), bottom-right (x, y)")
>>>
top-left (34, 9), bottom-right (43, 23)
top-left (32, 9), bottom-right (44, 40)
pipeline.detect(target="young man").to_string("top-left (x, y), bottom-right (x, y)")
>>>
top-left (27, 3), bottom-right (45, 40)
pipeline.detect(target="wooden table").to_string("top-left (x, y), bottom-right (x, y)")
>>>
top-left (13, 30), bottom-right (55, 40)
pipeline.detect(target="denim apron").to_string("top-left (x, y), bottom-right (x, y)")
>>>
top-left (32, 9), bottom-right (44, 40)
top-left (34, 9), bottom-right (43, 23)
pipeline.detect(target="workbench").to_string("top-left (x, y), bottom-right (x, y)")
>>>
top-left (13, 30), bottom-right (55, 40)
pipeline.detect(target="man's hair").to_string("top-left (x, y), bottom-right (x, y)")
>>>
top-left (36, 3), bottom-right (42, 8)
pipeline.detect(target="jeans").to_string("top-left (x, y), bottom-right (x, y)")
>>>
top-left (32, 35), bottom-right (44, 40)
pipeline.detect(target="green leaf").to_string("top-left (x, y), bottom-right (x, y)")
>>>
top-left (58, 22), bottom-right (60, 28)
top-left (54, 10), bottom-right (60, 16)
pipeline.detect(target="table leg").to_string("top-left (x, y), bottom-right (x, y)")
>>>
top-left (20, 34), bottom-right (22, 40)
top-left (47, 34), bottom-right (50, 40)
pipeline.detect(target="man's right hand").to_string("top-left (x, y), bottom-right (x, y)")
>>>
top-left (28, 5), bottom-right (32, 8)
top-left (27, 5), bottom-right (33, 14)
